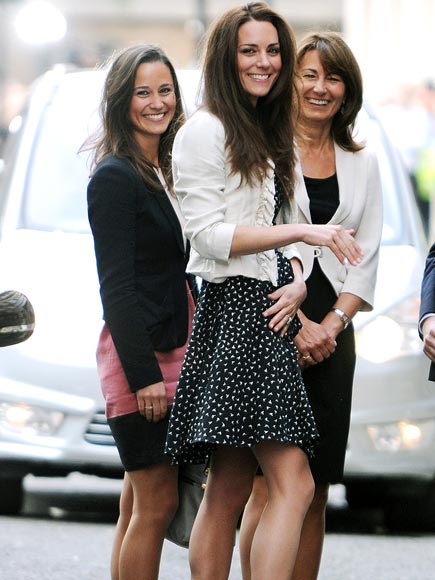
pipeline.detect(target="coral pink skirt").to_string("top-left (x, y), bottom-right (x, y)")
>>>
top-left (97, 285), bottom-right (195, 419)
top-left (94, 284), bottom-right (195, 471)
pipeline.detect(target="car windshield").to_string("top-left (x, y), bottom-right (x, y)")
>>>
top-left (20, 73), bottom-right (408, 245)
top-left (356, 110), bottom-right (405, 246)
top-left (21, 73), bottom-right (102, 234)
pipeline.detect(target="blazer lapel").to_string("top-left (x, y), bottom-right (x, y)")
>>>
top-left (332, 143), bottom-right (356, 224)
top-left (294, 145), bottom-right (356, 226)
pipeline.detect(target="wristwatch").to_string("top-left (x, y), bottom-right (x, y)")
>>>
top-left (331, 308), bottom-right (351, 329)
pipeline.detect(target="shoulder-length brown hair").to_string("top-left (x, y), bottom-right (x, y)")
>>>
top-left (84, 44), bottom-right (184, 191)
top-left (297, 32), bottom-right (364, 152)
top-left (202, 2), bottom-right (298, 197)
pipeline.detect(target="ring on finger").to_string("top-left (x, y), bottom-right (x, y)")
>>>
top-left (145, 406), bottom-right (154, 410)
top-left (302, 354), bottom-right (311, 360)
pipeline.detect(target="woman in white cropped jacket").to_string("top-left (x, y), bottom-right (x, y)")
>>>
top-left (165, 7), bottom-right (363, 580)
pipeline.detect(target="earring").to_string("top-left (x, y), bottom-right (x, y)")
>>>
top-left (340, 101), bottom-right (345, 114)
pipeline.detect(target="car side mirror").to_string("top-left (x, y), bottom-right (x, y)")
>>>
top-left (0, 290), bottom-right (35, 347)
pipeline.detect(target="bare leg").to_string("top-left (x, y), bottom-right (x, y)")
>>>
top-left (292, 483), bottom-right (329, 580)
top-left (118, 462), bottom-right (178, 580)
top-left (240, 475), bottom-right (329, 580)
top-left (250, 441), bottom-right (314, 580)
top-left (189, 446), bottom-right (259, 580)
top-left (111, 473), bottom-right (133, 580)
top-left (239, 475), bottom-right (267, 580)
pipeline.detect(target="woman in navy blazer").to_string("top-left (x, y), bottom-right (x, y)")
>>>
top-left (240, 32), bottom-right (383, 580)
top-left (420, 240), bottom-right (435, 380)
top-left (86, 45), bottom-right (195, 580)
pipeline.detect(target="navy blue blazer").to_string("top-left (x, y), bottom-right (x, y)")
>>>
top-left (88, 155), bottom-right (194, 392)
top-left (420, 240), bottom-right (435, 381)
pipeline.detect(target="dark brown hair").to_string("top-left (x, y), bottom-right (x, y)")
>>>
top-left (202, 2), bottom-right (298, 197)
top-left (85, 44), bottom-right (184, 191)
top-left (297, 32), bottom-right (364, 152)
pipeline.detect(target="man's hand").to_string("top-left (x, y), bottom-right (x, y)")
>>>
top-left (422, 316), bottom-right (435, 362)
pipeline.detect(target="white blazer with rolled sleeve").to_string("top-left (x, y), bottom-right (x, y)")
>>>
top-left (293, 143), bottom-right (383, 311)
top-left (172, 109), bottom-right (300, 285)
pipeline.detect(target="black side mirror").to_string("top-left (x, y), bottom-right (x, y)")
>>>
top-left (0, 290), bottom-right (35, 347)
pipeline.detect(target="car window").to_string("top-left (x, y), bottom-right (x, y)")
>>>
top-left (355, 108), bottom-right (410, 246)
top-left (21, 74), bottom-right (102, 233)
top-left (366, 118), bottom-right (403, 245)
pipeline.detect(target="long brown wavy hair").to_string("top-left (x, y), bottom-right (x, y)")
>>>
top-left (84, 44), bottom-right (185, 191)
top-left (202, 2), bottom-right (299, 198)
top-left (297, 32), bottom-right (364, 152)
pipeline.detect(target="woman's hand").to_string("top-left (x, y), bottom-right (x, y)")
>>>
top-left (135, 381), bottom-right (168, 422)
top-left (299, 224), bottom-right (363, 266)
top-left (263, 280), bottom-right (307, 335)
top-left (295, 312), bottom-right (336, 369)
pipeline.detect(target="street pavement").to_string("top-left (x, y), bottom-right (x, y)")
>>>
top-left (1, 475), bottom-right (435, 580)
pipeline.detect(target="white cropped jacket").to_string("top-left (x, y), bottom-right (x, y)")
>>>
top-left (172, 110), bottom-right (300, 285)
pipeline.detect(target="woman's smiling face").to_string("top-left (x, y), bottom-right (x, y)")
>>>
top-left (129, 60), bottom-right (176, 143)
top-left (298, 49), bottom-right (346, 126)
top-left (237, 19), bottom-right (282, 107)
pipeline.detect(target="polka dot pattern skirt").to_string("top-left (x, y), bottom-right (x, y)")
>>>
top-left (165, 253), bottom-right (319, 465)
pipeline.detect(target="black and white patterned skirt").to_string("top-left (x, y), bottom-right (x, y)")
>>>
top-left (165, 254), bottom-right (319, 465)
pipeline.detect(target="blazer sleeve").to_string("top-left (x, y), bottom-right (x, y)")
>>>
top-left (87, 160), bottom-right (163, 392)
top-left (340, 149), bottom-right (383, 310)
top-left (420, 241), bottom-right (435, 326)
top-left (172, 111), bottom-right (236, 263)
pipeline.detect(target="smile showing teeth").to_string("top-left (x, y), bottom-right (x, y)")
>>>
top-left (249, 74), bottom-right (269, 81)
top-left (144, 113), bottom-right (165, 120)
top-left (307, 98), bottom-right (328, 105)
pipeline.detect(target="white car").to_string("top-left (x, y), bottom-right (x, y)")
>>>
top-left (0, 67), bottom-right (432, 527)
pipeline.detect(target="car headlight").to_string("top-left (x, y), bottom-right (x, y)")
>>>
top-left (0, 402), bottom-right (64, 436)
top-left (355, 295), bottom-right (421, 363)
top-left (367, 419), bottom-right (435, 452)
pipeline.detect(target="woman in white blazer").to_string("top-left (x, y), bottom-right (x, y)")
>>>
top-left (165, 7), bottom-right (363, 580)
top-left (240, 32), bottom-right (383, 580)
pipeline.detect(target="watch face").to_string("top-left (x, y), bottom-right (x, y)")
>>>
top-left (332, 308), bottom-right (350, 328)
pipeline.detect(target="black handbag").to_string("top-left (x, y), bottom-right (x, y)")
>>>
top-left (165, 462), bottom-right (208, 548)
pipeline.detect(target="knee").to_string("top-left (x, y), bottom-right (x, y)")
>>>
top-left (309, 483), bottom-right (329, 514)
top-left (295, 467), bottom-right (315, 512)
top-left (206, 476), bottom-right (253, 517)
top-left (118, 477), bottom-right (133, 524)
top-left (159, 492), bottom-right (179, 524)
top-left (133, 487), bottom-right (179, 529)
top-left (248, 476), bottom-right (268, 512)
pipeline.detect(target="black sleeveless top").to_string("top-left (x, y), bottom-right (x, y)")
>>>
top-left (303, 173), bottom-right (339, 225)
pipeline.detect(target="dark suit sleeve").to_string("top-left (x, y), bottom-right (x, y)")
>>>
top-left (420, 241), bottom-right (435, 328)
top-left (88, 159), bottom-right (163, 392)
